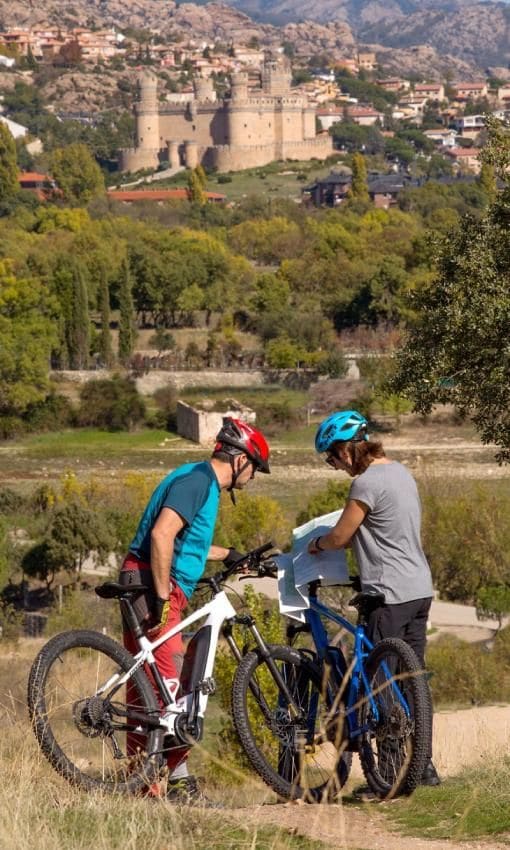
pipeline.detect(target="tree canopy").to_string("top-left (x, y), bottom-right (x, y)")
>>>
top-left (391, 118), bottom-right (510, 461)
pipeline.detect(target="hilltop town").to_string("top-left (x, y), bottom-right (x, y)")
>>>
top-left (0, 2), bottom-right (508, 200)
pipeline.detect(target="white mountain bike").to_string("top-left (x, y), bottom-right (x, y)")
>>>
top-left (27, 543), bottom-right (293, 794)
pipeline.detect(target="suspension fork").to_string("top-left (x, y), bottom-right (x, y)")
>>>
top-left (223, 617), bottom-right (304, 719)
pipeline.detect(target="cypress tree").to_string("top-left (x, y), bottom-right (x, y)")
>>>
top-left (0, 121), bottom-right (19, 202)
top-left (349, 152), bottom-right (369, 201)
top-left (99, 268), bottom-right (113, 367)
top-left (68, 263), bottom-right (90, 370)
top-left (118, 259), bottom-right (136, 365)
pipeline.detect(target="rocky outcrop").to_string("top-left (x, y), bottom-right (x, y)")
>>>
top-left (359, 3), bottom-right (510, 69)
top-left (374, 44), bottom-right (482, 82)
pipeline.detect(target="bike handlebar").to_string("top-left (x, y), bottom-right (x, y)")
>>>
top-left (197, 541), bottom-right (278, 591)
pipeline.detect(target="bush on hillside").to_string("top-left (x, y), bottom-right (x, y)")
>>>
top-left (421, 481), bottom-right (510, 603)
top-left (76, 375), bottom-right (146, 431)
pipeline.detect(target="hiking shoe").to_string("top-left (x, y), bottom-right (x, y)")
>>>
top-left (352, 785), bottom-right (380, 803)
top-left (421, 760), bottom-right (441, 787)
top-left (166, 776), bottom-right (223, 807)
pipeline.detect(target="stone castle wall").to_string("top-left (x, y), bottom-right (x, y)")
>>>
top-left (119, 66), bottom-right (332, 174)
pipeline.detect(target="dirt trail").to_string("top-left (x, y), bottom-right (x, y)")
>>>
top-left (225, 704), bottom-right (510, 850)
top-left (233, 802), bottom-right (510, 850)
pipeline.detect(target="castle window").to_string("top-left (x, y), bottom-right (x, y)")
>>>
top-left (192, 124), bottom-right (196, 131)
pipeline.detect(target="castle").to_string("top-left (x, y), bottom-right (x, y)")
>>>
top-left (119, 56), bottom-right (333, 173)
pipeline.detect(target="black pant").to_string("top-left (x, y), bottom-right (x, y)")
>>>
top-left (367, 596), bottom-right (433, 760)
top-left (366, 597), bottom-right (432, 667)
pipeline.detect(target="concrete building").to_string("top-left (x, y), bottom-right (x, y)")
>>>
top-left (119, 54), bottom-right (332, 173)
top-left (176, 402), bottom-right (256, 445)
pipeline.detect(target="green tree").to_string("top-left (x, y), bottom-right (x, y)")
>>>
top-left (148, 328), bottom-right (176, 355)
top-left (478, 161), bottom-right (497, 204)
top-left (22, 501), bottom-right (113, 588)
top-left (0, 262), bottom-right (56, 415)
top-left (265, 335), bottom-right (306, 369)
top-left (68, 263), bottom-right (90, 370)
top-left (118, 259), bottom-right (136, 365)
top-left (77, 375), bottom-right (146, 431)
top-left (50, 143), bottom-right (105, 205)
top-left (0, 121), bottom-right (19, 203)
top-left (476, 585), bottom-right (510, 632)
top-left (391, 200), bottom-right (510, 459)
top-left (99, 268), bottom-right (113, 368)
top-left (348, 152), bottom-right (369, 201)
top-left (188, 168), bottom-right (206, 205)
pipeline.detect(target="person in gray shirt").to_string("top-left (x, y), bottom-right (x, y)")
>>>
top-left (308, 409), bottom-right (439, 791)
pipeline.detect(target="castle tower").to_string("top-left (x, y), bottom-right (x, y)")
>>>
top-left (135, 72), bottom-right (160, 150)
top-left (261, 56), bottom-right (291, 97)
top-left (228, 72), bottom-right (249, 147)
top-left (184, 140), bottom-right (198, 169)
top-left (167, 140), bottom-right (180, 170)
top-left (194, 76), bottom-right (216, 103)
top-left (230, 71), bottom-right (248, 103)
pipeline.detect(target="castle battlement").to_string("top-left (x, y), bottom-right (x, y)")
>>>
top-left (119, 57), bottom-right (332, 174)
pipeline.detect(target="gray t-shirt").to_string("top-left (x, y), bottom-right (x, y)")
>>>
top-left (349, 462), bottom-right (433, 605)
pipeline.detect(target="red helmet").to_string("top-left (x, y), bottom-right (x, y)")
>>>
top-left (215, 418), bottom-right (270, 474)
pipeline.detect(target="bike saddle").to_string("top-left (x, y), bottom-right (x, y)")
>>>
top-left (95, 581), bottom-right (148, 600)
top-left (349, 591), bottom-right (385, 613)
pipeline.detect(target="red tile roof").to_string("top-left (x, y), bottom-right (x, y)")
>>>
top-left (107, 188), bottom-right (226, 202)
top-left (446, 147), bottom-right (480, 157)
top-left (18, 171), bottom-right (51, 182)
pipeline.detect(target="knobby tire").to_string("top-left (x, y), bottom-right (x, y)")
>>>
top-left (28, 629), bottom-right (164, 794)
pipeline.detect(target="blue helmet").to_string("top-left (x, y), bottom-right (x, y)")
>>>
top-left (315, 410), bottom-right (369, 454)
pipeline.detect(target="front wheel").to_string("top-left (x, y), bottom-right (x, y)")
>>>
top-left (232, 644), bottom-right (351, 802)
top-left (28, 629), bottom-right (164, 793)
top-left (358, 637), bottom-right (431, 798)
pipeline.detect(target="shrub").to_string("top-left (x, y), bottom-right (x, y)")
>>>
top-left (421, 481), bottom-right (510, 603)
top-left (0, 416), bottom-right (26, 440)
top-left (214, 492), bottom-right (290, 552)
top-left (213, 585), bottom-right (286, 780)
top-left (426, 634), bottom-right (510, 706)
top-left (0, 488), bottom-right (25, 515)
top-left (24, 393), bottom-right (74, 432)
top-left (296, 480), bottom-right (351, 526)
top-left (254, 399), bottom-right (305, 434)
top-left (77, 375), bottom-right (146, 431)
top-left (217, 174), bottom-right (232, 184)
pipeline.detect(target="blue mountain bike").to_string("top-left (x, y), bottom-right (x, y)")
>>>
top-left (232, 577), bottom-right (431, 802)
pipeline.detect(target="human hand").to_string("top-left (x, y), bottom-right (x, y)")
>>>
top-left (147, 596), bottom-right (170, 637)
top-left (223, 548), bottom-right (248, 569)
top-left (308, 536), bottom-right (323, 555)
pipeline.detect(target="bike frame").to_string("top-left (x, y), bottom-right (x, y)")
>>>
top-left (305, 588), bottom-right (411, 740)
top-left (99, 583), bottom-right (300, 743)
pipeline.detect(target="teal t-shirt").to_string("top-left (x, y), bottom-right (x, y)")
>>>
top-left (129, 461), bottom-right (221, 598)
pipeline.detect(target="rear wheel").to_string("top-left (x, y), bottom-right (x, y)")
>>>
top-left (28, 629), bottom-right (164, 793)
top-left (358, 637), bottom-right (430, 798)
top-left (232, 645), bottom-right (351, 802)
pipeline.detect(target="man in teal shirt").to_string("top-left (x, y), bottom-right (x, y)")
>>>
top-left (120, 418), bottom-right (270, 804)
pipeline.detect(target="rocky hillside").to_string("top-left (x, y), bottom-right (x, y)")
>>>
top-left (359, 2), bottom-right (510, 68)
top-left (219, 0), bottom-right (477, 27)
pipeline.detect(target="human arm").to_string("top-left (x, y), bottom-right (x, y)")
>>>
top-left (150, 506), bottom-right (185, 600)
top-left (307, 499), bottom-right (368, 554)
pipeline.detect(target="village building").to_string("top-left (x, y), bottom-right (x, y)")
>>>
top-left (446, 146), bottom-right (481, 174)
top-left (377, 78), bottom-right (410, 93)
top-left (345, 105), bottom-right (383, 126)
top-left (414, 83), bottom-right (445, 102)
top-left (453, 82), bottom-right (488, 101)
top-left (423, 128), bottom-right (457, 148)
top-left (496, 83), bottom-right (510, 104)
top-left (119, 55), bottom-right (333, 174)
top-left (357, 51), bottom-right (376, 71)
